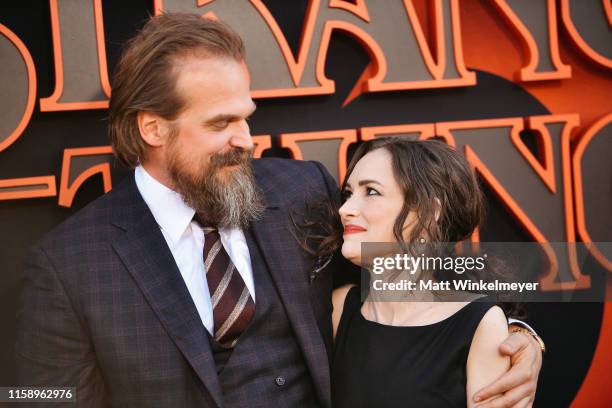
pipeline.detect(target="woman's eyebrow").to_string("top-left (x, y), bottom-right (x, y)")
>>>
top-left (358, 179), bottom-right (383, 187)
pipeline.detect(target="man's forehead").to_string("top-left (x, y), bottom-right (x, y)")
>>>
top-left (172, 53), bottom-right (246, 77)
top-left (171, 55), bottom-right (252, 112)
top-left (172, 56), bottom-right (246, 99)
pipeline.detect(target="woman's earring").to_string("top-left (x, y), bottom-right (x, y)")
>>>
top-left (418, 237), bottom-right (426, 244)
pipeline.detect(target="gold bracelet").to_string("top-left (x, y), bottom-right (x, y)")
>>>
top-left (511, 327), bottom-right (546, 353)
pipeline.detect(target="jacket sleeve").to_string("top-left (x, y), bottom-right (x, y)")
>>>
top-left (308, 160), bottom-right (361, 288)
top-left (309, 160), bottom-right (342, 206)
top-left (15, 245), bottom-right (109, 408)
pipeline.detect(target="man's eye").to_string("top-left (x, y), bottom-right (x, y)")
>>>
top-left (211, 121), bottom-right (229, 130)
top-left (366, 187), bottom-right (380, 196)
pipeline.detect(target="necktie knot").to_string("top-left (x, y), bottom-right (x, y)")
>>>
top-left (193, 214), bottom-right (217, 235)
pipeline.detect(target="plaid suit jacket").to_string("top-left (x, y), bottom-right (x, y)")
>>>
top-left (16, 158), bottom-right (342, 408)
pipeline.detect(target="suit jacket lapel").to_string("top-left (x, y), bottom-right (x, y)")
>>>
top-left (110, 175), bottom-right (224, 408)
top-left (249, 205), bottom-right (332, 408)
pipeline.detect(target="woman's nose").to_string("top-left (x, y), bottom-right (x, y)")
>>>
top-left (339, 197), bottom-right (359, 220)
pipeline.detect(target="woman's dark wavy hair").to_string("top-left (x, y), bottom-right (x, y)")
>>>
top-left (294, 137), bottom-right (524, 317)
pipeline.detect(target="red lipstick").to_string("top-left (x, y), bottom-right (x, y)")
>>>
top-left (343, 224), bottom-right (367, 235)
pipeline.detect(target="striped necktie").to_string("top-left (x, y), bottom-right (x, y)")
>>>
top-left (197, 218), bottom-right (255, 348)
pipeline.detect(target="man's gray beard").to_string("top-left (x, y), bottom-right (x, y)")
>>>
top-left (168, 149), bottom-right (265, 230)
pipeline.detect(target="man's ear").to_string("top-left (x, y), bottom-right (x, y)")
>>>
top-left (137, 111), bottom-right (172, 148)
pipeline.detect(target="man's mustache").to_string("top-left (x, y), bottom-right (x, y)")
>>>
top-left (209, 148), bottom-right (253, 167)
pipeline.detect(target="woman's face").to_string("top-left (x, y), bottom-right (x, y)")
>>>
top-left (339, 148), bottom-right (416, 266)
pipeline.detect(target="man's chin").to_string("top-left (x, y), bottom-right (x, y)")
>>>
top-left (222, 164), bottom-right (241, 170)
top-left (214, 164), bottom-right (240, 181)
top-left (217, 161), bottom-right (252, 178)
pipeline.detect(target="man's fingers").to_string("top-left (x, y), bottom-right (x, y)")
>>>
top-left (473, 365), bottom-right (532, 403)
top-left (511, 396), bottom-right (533, 408)
top-left (475, 384), bottom-right (534, 408)
top-left (500, 332), bottom-right (529, 355)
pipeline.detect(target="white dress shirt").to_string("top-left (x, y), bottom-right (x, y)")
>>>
top-left (134, 165), bottom-right (255, 335)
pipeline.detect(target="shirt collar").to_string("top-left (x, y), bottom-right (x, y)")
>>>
top-left (134, 165), bottom-right (195, 245)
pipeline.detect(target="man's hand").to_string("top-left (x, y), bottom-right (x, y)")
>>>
top-left (473, 330), bottom-right (542, 408)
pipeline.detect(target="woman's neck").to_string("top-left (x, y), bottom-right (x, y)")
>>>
top-left (363, 289), bottom-right (438, 326)
top-left (362, 287), bottom-right (478, 326)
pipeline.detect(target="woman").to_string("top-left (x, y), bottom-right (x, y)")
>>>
top-left (329, 138), bottom-right (512, 407)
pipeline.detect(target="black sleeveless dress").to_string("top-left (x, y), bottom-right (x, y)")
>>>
top-left (332, 287), bottom-right (503, 408)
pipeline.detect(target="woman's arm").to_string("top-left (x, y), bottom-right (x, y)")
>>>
top-left (466, 306), bottom-right (511, 408)
top-left (331, 284), bottom-right (355, 341)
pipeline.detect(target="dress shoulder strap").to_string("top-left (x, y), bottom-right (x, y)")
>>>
top-left (335, 286), bottom-right (361, 341)
top-left (344, 286), bottom-right (362, 313)
top-left (449, 297), bottom-right (507, 351)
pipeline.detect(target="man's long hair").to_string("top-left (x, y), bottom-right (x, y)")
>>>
top-left (108, 13), bottom-right (245, 168)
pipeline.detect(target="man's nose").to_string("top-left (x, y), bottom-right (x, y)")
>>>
top-left (229, 121), bottom-right (254, 150)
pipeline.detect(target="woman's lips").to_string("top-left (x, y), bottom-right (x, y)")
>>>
top-left (343, 224), bottom-right (367, 235)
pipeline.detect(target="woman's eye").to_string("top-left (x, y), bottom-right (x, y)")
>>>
top-left (341, 190), bottom-right (352, 200)
top-left (366, 187), bottom-right (380, 196)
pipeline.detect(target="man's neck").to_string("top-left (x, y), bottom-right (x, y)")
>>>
top-left (141, 162), bottom-right (174, 191)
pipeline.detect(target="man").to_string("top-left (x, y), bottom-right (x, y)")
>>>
top-left (16, 13), bottom-right (542, 407)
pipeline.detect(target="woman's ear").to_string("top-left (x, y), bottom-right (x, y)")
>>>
top-left (434, 197), bottom-right (442, 222)
top-left (137, 111), bottom-right (172, 148)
